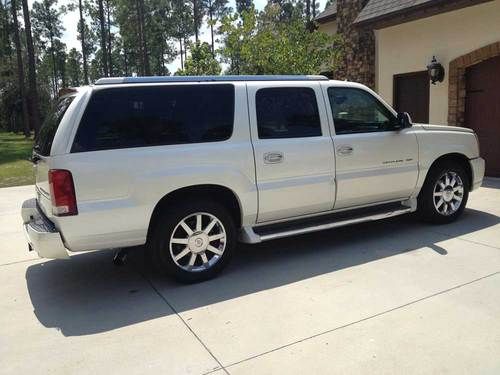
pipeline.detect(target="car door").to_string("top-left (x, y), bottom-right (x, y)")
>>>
top-left (322, 84), bottom-right (419, 209)
top-left (247, 82), bottom-right (336, 222)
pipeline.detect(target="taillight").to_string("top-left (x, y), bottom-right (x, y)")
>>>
top-left (48, 169), bottom-right (78, 216)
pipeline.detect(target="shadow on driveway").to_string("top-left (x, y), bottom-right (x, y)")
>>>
top-left (26, 208), bottom-right (499, 336)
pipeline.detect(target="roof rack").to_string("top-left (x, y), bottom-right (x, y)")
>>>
top-left (95, 75), bottom-right (329, 85)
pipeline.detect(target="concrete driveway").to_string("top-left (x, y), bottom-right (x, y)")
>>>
top-left (1, 180), bottom-right (499, 374)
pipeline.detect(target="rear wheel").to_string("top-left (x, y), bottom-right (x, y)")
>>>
top-left (149, 200), bottom-right (236, 283)
top-left (417, 160), bottom-right (469, 224)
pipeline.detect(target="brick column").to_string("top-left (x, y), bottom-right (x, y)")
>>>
top-left (335, 0), bottom-right (375, 89)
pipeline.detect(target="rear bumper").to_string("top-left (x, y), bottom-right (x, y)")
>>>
top-left (21, 198), bottom-right (69, 260)
top-left (470, 157), bottom-right (485, 191)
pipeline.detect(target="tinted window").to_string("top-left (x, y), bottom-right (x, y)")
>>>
top-left (35, 96), bottom-right (75, 156)
top-left (328, 87), bottom-right (398, 135)
top-left (256, 87), bottom-right (321, 139)
top-left (72, 84), bottom-right (234, 152)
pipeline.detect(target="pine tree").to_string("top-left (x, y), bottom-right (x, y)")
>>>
top-left (10, 0), bottom-right (30, 136)
top-left (21, 0), bottom-right (41, 135)
top-left (31, 0), bottom-right (66, 96)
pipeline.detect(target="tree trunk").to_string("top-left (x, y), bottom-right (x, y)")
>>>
top-left (105, 0), bottom-right (112, 76)
top-left (140, 0), bottom-right (150, 75)
top-left (312, 0), bottom-right (316, 18)
top-left (21, 0), bottom-right (40, 136)
top-left (48, 33), bottom-right (58, 96)
top-left (123, 46), bottom-right (129, 76)
top-left (183, 37), bottom-right (188, 62)
top-left (59, 55), bottom-right (66, 88)
top-left (1, 3), bottom-right (11, 58)
top-left (306, 0), bottom-right (310, 21)
top-left (179, 38), bottom-right (183, 70)
top-left (208, 0), bottom-right (214, 56)
top-left (193, 0), bottom-right (199, 43)
top-left (136, 0), bottom-right (150, 75)
top-left (160, 42), bottom-right (165, 74)
top-left (134, 0), bottom-right (143, 75)
top-left (98, 0), bottom-right (108, 77)
top-left (10, 0), bottom-right (30, 137)
top-left (78, 0), bottom-right (89, 84)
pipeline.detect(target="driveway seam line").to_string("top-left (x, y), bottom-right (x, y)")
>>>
top-left (140, 273), bottom-right (230, 375)
top-left (428, 229), bottom-right (500, 250)
top-left (223, 270), bottom-right (500, 370)
top-left (0, 258), bottom-right (39, 267)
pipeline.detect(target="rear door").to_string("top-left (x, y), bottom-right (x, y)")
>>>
top-left (247, 82), bottom-right (336, 222)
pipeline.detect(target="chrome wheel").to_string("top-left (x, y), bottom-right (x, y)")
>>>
top-left (169, 212), bottom-right (227, 272)
top-left (433, 171), bottom-right (464, 216)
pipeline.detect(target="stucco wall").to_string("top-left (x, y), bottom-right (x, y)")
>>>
top-left (318, 20), bottom-right (338, 36)
top-left (376, 0), bottom-right (500, 125)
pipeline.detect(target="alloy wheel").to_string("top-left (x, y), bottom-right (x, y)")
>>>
top-left (433, 171), bottom-right (464, 216)
top-left (169, 212), bottom-right (227, 272)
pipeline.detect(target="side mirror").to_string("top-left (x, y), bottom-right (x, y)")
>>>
top-left (397, 112), bottom-right (413, 129)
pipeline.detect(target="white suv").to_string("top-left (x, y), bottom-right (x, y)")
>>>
top-left (22, 75), bottom-right (485, 282)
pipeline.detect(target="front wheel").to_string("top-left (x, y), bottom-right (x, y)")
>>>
top-left (417, 160), bottom-right (469, 224)
top-left (149, 201), bottom-right (236, 283)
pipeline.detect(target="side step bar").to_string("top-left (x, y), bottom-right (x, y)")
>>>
top-left (240, 201), bottom-right (414, 244)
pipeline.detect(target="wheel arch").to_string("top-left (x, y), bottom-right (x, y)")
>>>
top-left (146, 184), bottom-right (243, 244)
top-left (425, 153), bottom-right (473, 191)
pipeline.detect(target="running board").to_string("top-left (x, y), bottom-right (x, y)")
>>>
top-left (240, 202), bottom-right (414, 244)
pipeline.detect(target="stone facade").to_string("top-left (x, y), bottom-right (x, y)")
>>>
top-left (335, 0), bottom-right (375, 89)
top-left (448, 41), bottom-right (500, 126)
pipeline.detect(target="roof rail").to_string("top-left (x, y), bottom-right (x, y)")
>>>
top-left (95, 75), bottom-right (329, 85)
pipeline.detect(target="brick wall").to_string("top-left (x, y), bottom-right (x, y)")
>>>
top-left (335, 0), bottom-right (375, 89)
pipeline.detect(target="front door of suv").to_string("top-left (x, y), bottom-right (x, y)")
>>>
top-left (322, 85), bottom-right (419, 209)
top-left (248, 82), bottom-right (336, 222)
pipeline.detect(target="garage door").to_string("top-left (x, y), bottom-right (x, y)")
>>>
top-left (465, 55), bottom-right (500, 177)
top-left (394, 71), bottom-right (430, 124)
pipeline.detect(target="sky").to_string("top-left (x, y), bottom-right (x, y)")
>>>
top-left (29, 0), bottom-right (328, 74)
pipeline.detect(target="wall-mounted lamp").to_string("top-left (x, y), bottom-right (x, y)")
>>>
top-left (427, 56), bottom-right (445, 85)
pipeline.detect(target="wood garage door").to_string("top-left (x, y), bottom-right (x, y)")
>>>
top-left (394, 71), bottom-right (430, 124)
top-left (465, 55), bottom-right (500, 177)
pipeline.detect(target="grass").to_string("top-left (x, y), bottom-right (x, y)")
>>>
top-left (0, 132), bottom-right (35, 188)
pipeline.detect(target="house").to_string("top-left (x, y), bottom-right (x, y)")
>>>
top-left (316, 0), bottom-right (500, 176)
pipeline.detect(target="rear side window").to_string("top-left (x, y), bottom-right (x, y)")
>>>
top-left (35, 96), bottom-right (75, 156)
top-left (256, 87), bottom-right (321, 139)
top-left (71, 84), bottom-right (234, 152)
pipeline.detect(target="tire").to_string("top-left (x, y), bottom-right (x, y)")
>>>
top-left (149, 200), bottom-right (236, 283)
top-left (417, 160), bottom-right (470, 224)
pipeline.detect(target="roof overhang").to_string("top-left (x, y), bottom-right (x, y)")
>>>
top-left (355, 0), bottom-right (494, 29)
top-left (315, 13), bottom-right (337, 24)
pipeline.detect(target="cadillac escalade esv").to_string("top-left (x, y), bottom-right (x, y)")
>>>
top-left (22, 75), bottom-right (485, 282)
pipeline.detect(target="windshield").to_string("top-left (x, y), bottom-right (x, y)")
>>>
top-left (34, 96), bottom-right (75, 156)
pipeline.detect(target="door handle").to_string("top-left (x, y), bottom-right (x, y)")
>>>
top-left (264, 152), bottom-right (284, 164)
top-left (337, 145), bottom-right (353, 155)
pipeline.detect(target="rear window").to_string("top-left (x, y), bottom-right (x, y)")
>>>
top-left (71, 84), bottom-right (234, 152)
top-left (35, 96), bottom-right (75, 156)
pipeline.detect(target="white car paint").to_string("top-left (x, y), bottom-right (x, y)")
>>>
top-left (22, 78), bottom-right (485, 260)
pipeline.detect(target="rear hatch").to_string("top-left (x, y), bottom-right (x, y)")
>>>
top-left (33, 95), bottom-right (76, 217)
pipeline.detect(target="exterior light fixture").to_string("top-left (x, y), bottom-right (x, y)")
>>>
top-left (427, 56), bottom-right (445, 85)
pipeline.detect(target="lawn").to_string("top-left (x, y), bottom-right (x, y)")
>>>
top-left (0, 132), bottom-right (35, 188)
